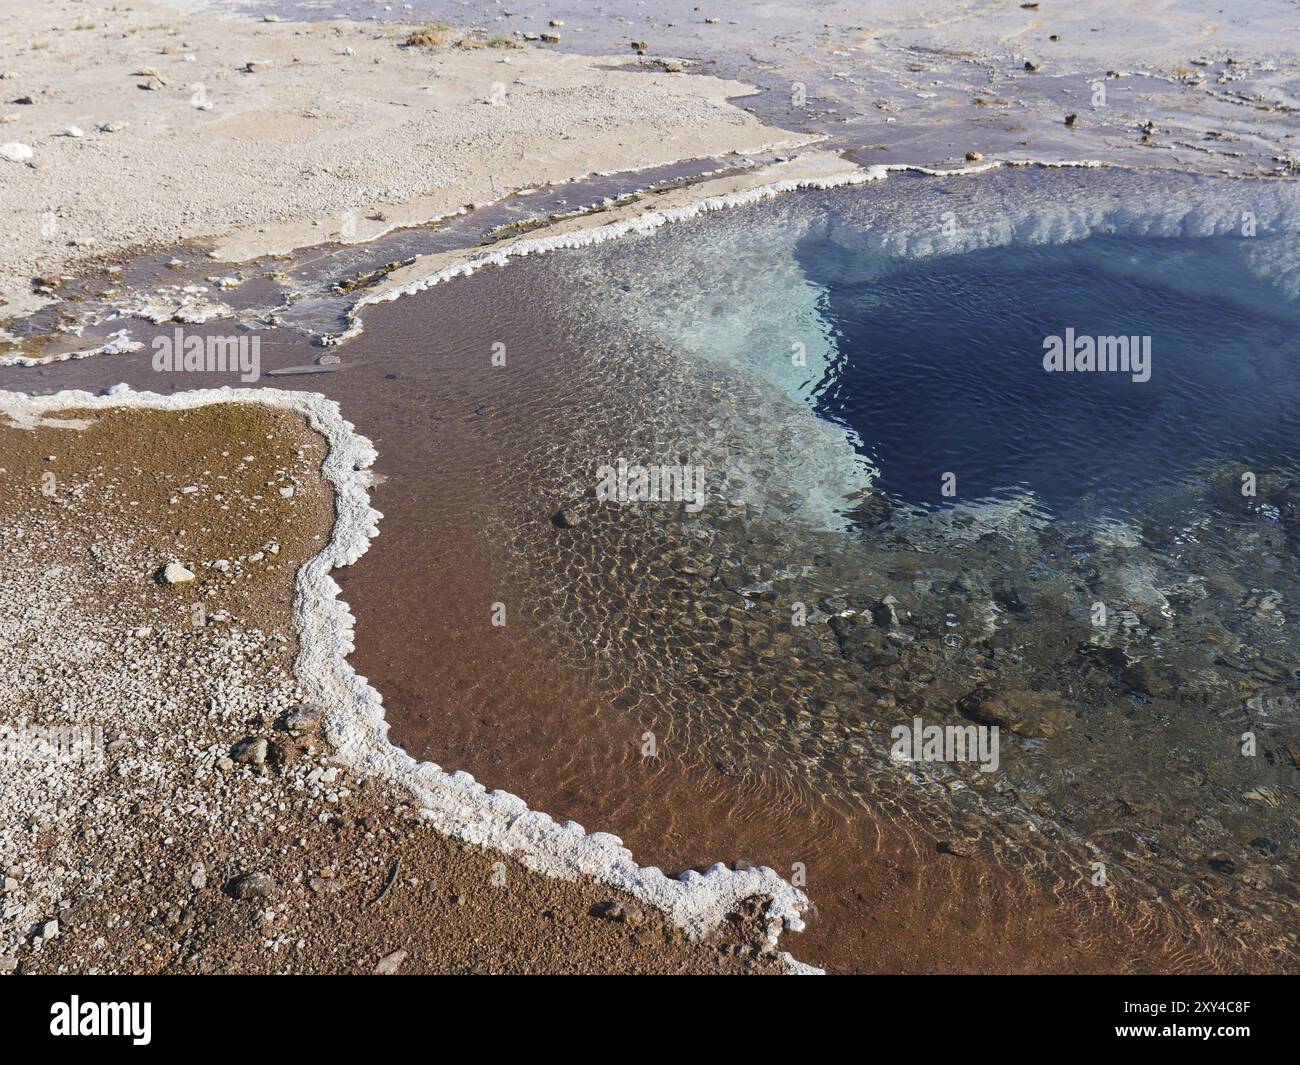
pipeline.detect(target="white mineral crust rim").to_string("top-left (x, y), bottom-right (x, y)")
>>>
top-left (0, 383), bottom-right (823, 975)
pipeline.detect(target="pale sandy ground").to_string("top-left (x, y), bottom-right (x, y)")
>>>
top-left (0, 0), bottom-right (811, 322)
top-left (4, 0), bottom-right (1297, 343)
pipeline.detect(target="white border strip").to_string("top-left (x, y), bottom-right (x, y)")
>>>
top-left (322, 157), bottom-right (1107, 347)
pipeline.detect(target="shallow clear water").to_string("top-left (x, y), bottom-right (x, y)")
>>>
top-left (508, 168), bottom-right (1300, 960)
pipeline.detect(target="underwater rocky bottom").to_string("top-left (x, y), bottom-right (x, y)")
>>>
top-left (471, 168), bottom-right (1300, 963)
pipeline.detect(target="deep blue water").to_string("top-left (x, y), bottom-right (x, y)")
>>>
top-left (800, 233), bottom-right (1300, 514)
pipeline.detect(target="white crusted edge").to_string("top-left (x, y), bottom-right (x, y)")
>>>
top-left (323, 156), bottom-right (1107, 347)
top-left (0, 329), bottom-right (143, 369)
top-left (0, 383), bottom-right (823, 975)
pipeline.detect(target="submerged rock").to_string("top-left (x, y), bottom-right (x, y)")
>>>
top-left (957, 688), bottom-right (1075, 738)
top-left (847, 493), bottom-right (893, 528)
top-left (552, 500), bottom-right (594, 529)
top-left (829, 613), bottom-right (900, 666)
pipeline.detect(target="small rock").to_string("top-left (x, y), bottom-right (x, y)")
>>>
top-left (63, 126), bottom-right (84, 138)
top-left (231, 737), bottom-right (268, 765)
top-left (37, 918), bottom-right (59, 941)
top-left (190, 864), bottom-right (207, 890)
top-left (374, 949), bottom-right (408, 974)
top-left (228, 872), bottom-right (274, 900)
top-left (158, 561), bottom-right (195, 584)
top-left (1024, 60), bottom-right (1042, 72)
top-left (965, 150), bottom-right (982, 162)
top-left (1242, 786), bottom-right (1281, 808)
top-left (1, 142), bottom-right (33, 163)
top-left (1250, 836), bottom-right (1279, 856)
top-left (592, 900), bottom-right (646, 927)
top-left (283, 702), bottom-right (323, 732)
top-left (540, 33), bottom-right (561, 43)
top-left (1064, 113), bottom-right (1078, 128)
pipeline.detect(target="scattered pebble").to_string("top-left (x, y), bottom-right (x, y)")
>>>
top-left (373, 948), bottom-right (408, 974)
top-left (158, 561), bottom-right (196, 584)
top-left (229, 872), bottom-right (275, 901)
top-left (232, 737), bottom-right (268, 765)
